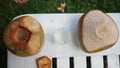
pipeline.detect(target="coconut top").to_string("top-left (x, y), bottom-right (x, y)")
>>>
top-left (81, 10), bottom-right (119, 52)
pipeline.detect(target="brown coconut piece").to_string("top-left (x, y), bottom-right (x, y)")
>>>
top-left (37, 56), bottom-right (51, 68)
top-left (3, 16), bottom-right (44, 56)
top-left (77, 10), bottom-right (119, 53)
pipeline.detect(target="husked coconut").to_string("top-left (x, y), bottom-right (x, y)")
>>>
top-left (3, 16), bottom-right (45, 56)
top-left (77, 10), bottom-right (119, 53)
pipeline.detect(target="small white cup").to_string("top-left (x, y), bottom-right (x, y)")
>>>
top-left (54, 27), bottom-right (71, 45)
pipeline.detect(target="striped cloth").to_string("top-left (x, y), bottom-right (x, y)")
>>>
top-left (52, 55), bottom-right (120, 68)
top-left (8, 51), bottom-right (120, 68)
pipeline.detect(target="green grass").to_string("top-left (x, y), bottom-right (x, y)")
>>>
top-left (0, 0), bottom-right (120, 68)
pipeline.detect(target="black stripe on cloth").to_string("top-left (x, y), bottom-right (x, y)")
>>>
top-left (119, 55), bottom-right (120, 67)
top-left (69, 57), bottom-right (74, 68)
top-left (103, 55), bottom-right (108, 68)
top-left (86, 56), bottom-right (91, 68)
top-left (52, 58), bottom-right (57, 68)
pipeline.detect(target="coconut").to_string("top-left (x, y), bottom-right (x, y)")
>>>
top-left (3, 16), bottom-right (45, 56)
top-left (77, 10), bottom-right (119, 53)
